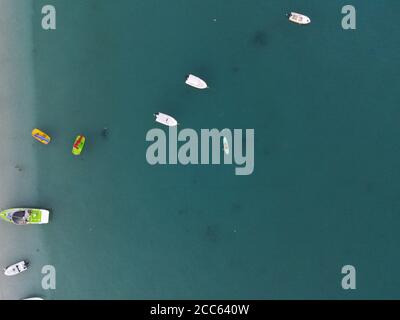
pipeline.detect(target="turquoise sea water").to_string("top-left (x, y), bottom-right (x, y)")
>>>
top-left (1, 0), bottom-right (400, 299)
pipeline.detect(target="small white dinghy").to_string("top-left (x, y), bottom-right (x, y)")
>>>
top-left (4, 260), bottom-right (29, 276)
top-left (154, 112), bottom-right (178, 127)
top-left (23, 297), bottom-right (44, 300)
top-left (287, 12), bottom-right (311, 25)
top-left (185, 74), bottom-right (208, 89)
top-left (223, 137), bottom-right (230, 155)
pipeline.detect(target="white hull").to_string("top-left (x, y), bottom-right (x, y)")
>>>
top-left (24, 297), bottom-right (44, 300)
top-left (288, 12), bottom-right (311, 25)
top-left (40, 210), bottom-right (50, 224)
top-left (1, 208), bottom-right (50, 225)
top-left (185, 74), bottom-right (208, 89)
top-left (4, 260), bottom-right (29, 276)
top-left (154, 112), bottom-right (178, 127)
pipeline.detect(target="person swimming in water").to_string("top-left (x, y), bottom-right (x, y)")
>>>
top-left (101, 127), bottom-right (109, 138)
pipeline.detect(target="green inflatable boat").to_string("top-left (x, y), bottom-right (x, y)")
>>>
top-left (72, 135), bottom-right (85, 155)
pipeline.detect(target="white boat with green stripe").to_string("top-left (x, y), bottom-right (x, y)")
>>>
top-left (0, 208), bottom-right (50, 225)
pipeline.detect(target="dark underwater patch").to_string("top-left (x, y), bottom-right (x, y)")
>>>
top-left (251, 30), bottom-right (268, 47)
top-left (205, 224), bottom-right (220, 243)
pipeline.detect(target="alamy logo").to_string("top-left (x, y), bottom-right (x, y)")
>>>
top-left (341, 265), bottom-right (356, 290)
top-left (341, 5), bottom-right (356, 30)
top-left (41, 5), bottom-right (56, 30)
top-left (146, 128), bottom-right (255, 175)
top-left (41, 265), bottom-right (56, 290)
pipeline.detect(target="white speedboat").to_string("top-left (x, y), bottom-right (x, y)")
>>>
top-left (185, 74), bottom-right (208, 89)
top-left (0, 208), bottom-right (50, 225)
top-left (154, 112), bottom-right (178, 127)
top-left (23, 297), bottom-right (44, 300)
top-left (287, 12), bottom-right (311, 25)
top-left (4, 260), bottom-right (29, 276)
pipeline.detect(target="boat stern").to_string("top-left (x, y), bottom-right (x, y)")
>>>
top-left (39, 210), bottom-right (50, 224)
top-left (29, 209), bottom-right (50, 224)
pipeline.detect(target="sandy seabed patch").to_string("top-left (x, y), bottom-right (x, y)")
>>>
top-left (0, 1), bottom-right (50, 300)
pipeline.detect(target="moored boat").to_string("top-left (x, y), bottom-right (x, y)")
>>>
top-left (185, 74), bottom-right (208, 89)
top-left (72, 135), bottom-right (86, 155)
top-left (4, 260), bottom-right (29, 276)
top-left (287, 12), bottom-right (311, 25)
top-left (223, 137), bottom-right (230, 155)
top-left (154, 112), bottom-right (178, 127)
top-left (31, 128), bottom-right (51, 145)
top-left (0, 208), bottom-right (50, 225)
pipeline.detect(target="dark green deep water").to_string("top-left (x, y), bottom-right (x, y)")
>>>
top-left (27, 0), bottom-right (400, 298)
